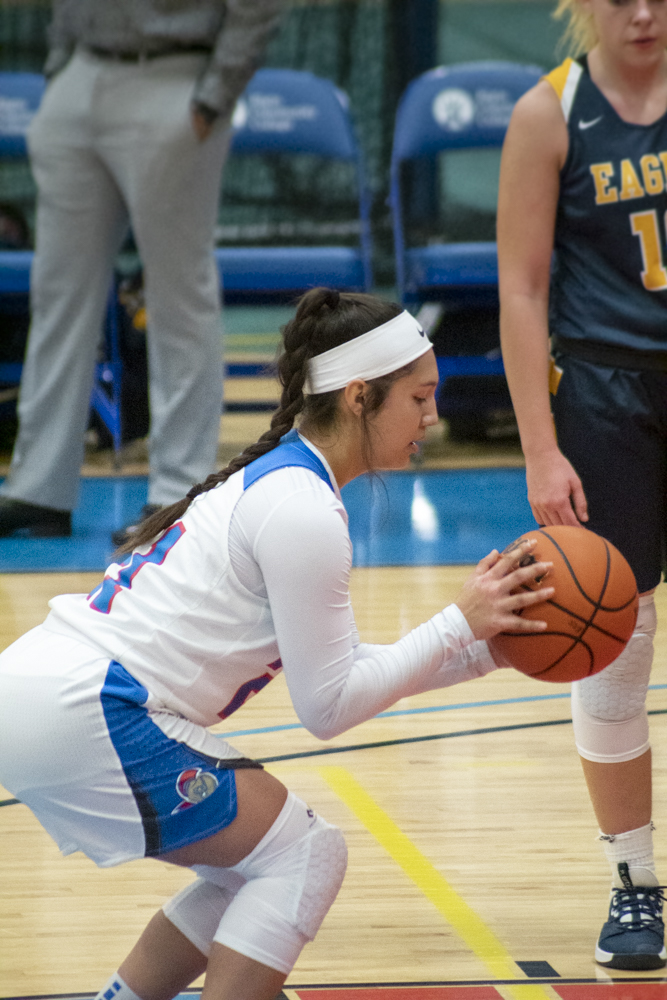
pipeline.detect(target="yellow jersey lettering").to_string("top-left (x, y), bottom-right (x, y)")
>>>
top-left (630, 210), bottom-right (667, 291)
top-left (590, 163), bottom-right (618, 204)
top-left (619, 158), bottom-right (646, 201)
top-left (659, 152), bottom-right (667, 186)
top-left (640, 154), bottom-right (665, 196)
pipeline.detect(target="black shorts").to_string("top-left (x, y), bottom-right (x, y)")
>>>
top-left (551, 352), bottom-right (667, 593)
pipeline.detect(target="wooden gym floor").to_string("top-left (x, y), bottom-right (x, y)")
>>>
top-left (2, 569), bottom-right (667, 1000)
top-left (1, 317), bottom-right (665, 997)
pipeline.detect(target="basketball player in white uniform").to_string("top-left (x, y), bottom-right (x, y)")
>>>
top-left (0, 288), bottom-right (552, 1000)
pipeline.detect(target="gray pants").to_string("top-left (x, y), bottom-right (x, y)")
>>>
top-left (3, 49), bottom-right (230, 509)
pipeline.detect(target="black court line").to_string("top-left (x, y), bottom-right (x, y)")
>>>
top-left (256, 716), bottom-right (575, 762)
top-left (5, 978), bottom-right (667, 998)
top-left (257, 706), bottom-right (667, 763)
top-left (2, 708), bottom-right (667, 809)
top-left (254, 705), bottom-right (667, 764)
top-left (282, 978), bottom-right (667, 987)
top-left (281, 978), bottom-right (667, 988)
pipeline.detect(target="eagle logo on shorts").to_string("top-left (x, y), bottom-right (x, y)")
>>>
top-left (171, 767), bottom-right (219, 814)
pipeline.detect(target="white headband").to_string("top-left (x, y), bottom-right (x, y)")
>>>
top-left (304, 310), bottom-right (430, 395)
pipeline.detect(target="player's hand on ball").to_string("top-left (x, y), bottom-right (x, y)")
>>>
top-left (455, 539), bottom-right (554, 641)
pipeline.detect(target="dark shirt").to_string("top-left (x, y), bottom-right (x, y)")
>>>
top-left (549, 56), bottom-right (667, 351)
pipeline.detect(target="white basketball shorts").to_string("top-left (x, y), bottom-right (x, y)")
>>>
top-left (0, 625), bottom-right (252, 867)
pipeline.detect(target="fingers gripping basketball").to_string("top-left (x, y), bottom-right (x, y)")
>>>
top-left (489, 526), bottom-right (638, 683)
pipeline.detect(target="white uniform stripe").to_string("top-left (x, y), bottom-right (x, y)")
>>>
top-left (561, 60), bottom-right (583, 124)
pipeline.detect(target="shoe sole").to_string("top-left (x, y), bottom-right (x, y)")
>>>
top-left (596, 945), bottom-right (667, 971)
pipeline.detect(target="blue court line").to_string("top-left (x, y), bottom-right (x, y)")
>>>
top-left (219, 684), bottom-right (667, 738)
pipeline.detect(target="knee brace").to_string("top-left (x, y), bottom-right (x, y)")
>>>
top-left (571, 594), bottom-right (656, 763)
top-left (162, 871), bottom-right (245, 958)
top-left (194, 792), bottom-right (348, 975)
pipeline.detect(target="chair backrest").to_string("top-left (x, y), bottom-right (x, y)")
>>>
top-left (0, 72), bottom-right (45, 158)
top-left (221, 67), bottom-right (372, 293)
top-left (391, 61), bottom-right (542, 163)
top-left (390, 61), bottom-right (542, 300)
top-left (230, 68), bottom-right (358, 160)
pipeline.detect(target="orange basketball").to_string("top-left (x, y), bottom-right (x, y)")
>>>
top-left (488, 525), bottom-right (638, 683)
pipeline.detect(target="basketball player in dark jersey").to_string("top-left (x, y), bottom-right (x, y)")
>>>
top-left (498, 0), bottom-right (667, 972)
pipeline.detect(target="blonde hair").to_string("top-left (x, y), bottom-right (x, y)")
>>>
top-left (553, 0), bottom-right (597, 57)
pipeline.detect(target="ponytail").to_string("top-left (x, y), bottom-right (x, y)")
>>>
top-left (115, 287), bottom-right (400, 556)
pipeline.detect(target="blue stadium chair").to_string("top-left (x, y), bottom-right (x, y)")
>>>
top-left (0, 71), bottom-right (125, 464)
top-left (215, 68), bottom-right (373, 301)
top-left (0, 73), bottom-right (44, 412)
top-left (389, 61), bottom-right (542, 428)
top-left (0, 71), bottom-right (44, 159)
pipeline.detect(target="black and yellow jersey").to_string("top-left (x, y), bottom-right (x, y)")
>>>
top-left (547, 56), bottom-right (667, 350)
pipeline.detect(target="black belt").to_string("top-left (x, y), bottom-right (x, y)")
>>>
top-left (552, 334), bottom-right (667, 373)
top-left (86, 44), bottom-right (212, 62)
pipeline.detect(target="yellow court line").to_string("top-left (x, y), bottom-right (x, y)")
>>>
top-left (318, 765), bottom-right (553, 1000)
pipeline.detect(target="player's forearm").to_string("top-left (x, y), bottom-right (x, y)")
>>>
top-left (403, 638), bottom-right (497, 694)
top-left (291, 606), bottom-right (492, 741)
top-left (500, 293), bottom-right (557, 459)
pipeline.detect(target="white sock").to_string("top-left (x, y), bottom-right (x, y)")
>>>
top-left (95, 974), bottom-right (143, 1000)
top-left (599, 822), bottom-right (658, 888)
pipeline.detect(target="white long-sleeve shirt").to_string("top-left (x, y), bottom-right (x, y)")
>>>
top-left (45, 435), bottom-right (496, 738)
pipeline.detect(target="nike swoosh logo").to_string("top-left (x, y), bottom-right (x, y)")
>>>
top-left (578, 116), bottom-right (603, 130)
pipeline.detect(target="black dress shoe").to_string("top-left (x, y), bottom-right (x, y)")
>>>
top-left (0, 497), bottom-right (72, 537)
top-left (111, 503), bottom-right (163, 549)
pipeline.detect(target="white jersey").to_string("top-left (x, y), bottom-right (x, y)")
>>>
top-left (45, 433), bottom-right (496, 737)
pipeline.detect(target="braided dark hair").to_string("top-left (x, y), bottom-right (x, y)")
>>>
top-left (116, 287), bottom-right (405, 555)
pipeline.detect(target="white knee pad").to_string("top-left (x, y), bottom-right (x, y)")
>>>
top-left (194, 792), bottom-right (347, 975)
top-left (572, 595), bottom-right (656, 763)
top-left (162, 871), bottom-right (245, 958)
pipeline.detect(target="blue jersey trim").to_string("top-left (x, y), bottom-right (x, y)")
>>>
top-left (243, 429), bottom-right (334, 492)
top-left (100, 660), bottom-right (238, 857)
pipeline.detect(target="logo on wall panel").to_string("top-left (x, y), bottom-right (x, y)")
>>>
top-left (171, 768), bottom-right (219, 814)
top-left (232, 94), bottom-right (318, 134)
top-left (432, 88), bottom-right (475, 131)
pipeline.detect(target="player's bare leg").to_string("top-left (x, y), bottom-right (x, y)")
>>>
top-left (118, 910), bottom-right (208, 1000)
top-left (118, 912), bottom-right (285, 1000)
top-left (104, 768), bottom-right (345, 1000)
top-left (107, 770), bottom-right (288, 1000)
top-left (200, 943), bottom-right (286, 1000)
top-left (580, 751), bottom-right (652, 835)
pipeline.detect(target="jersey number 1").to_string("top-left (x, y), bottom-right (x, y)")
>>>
top-left (630, 209), bottom-right (667, 291)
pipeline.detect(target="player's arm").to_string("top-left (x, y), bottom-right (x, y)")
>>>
top-left (498, 81), bottom-right (588, 527)
top-left (255, 494), bottom-right (551, 739)
top-left (191, 0), bottom-right (284, 138)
